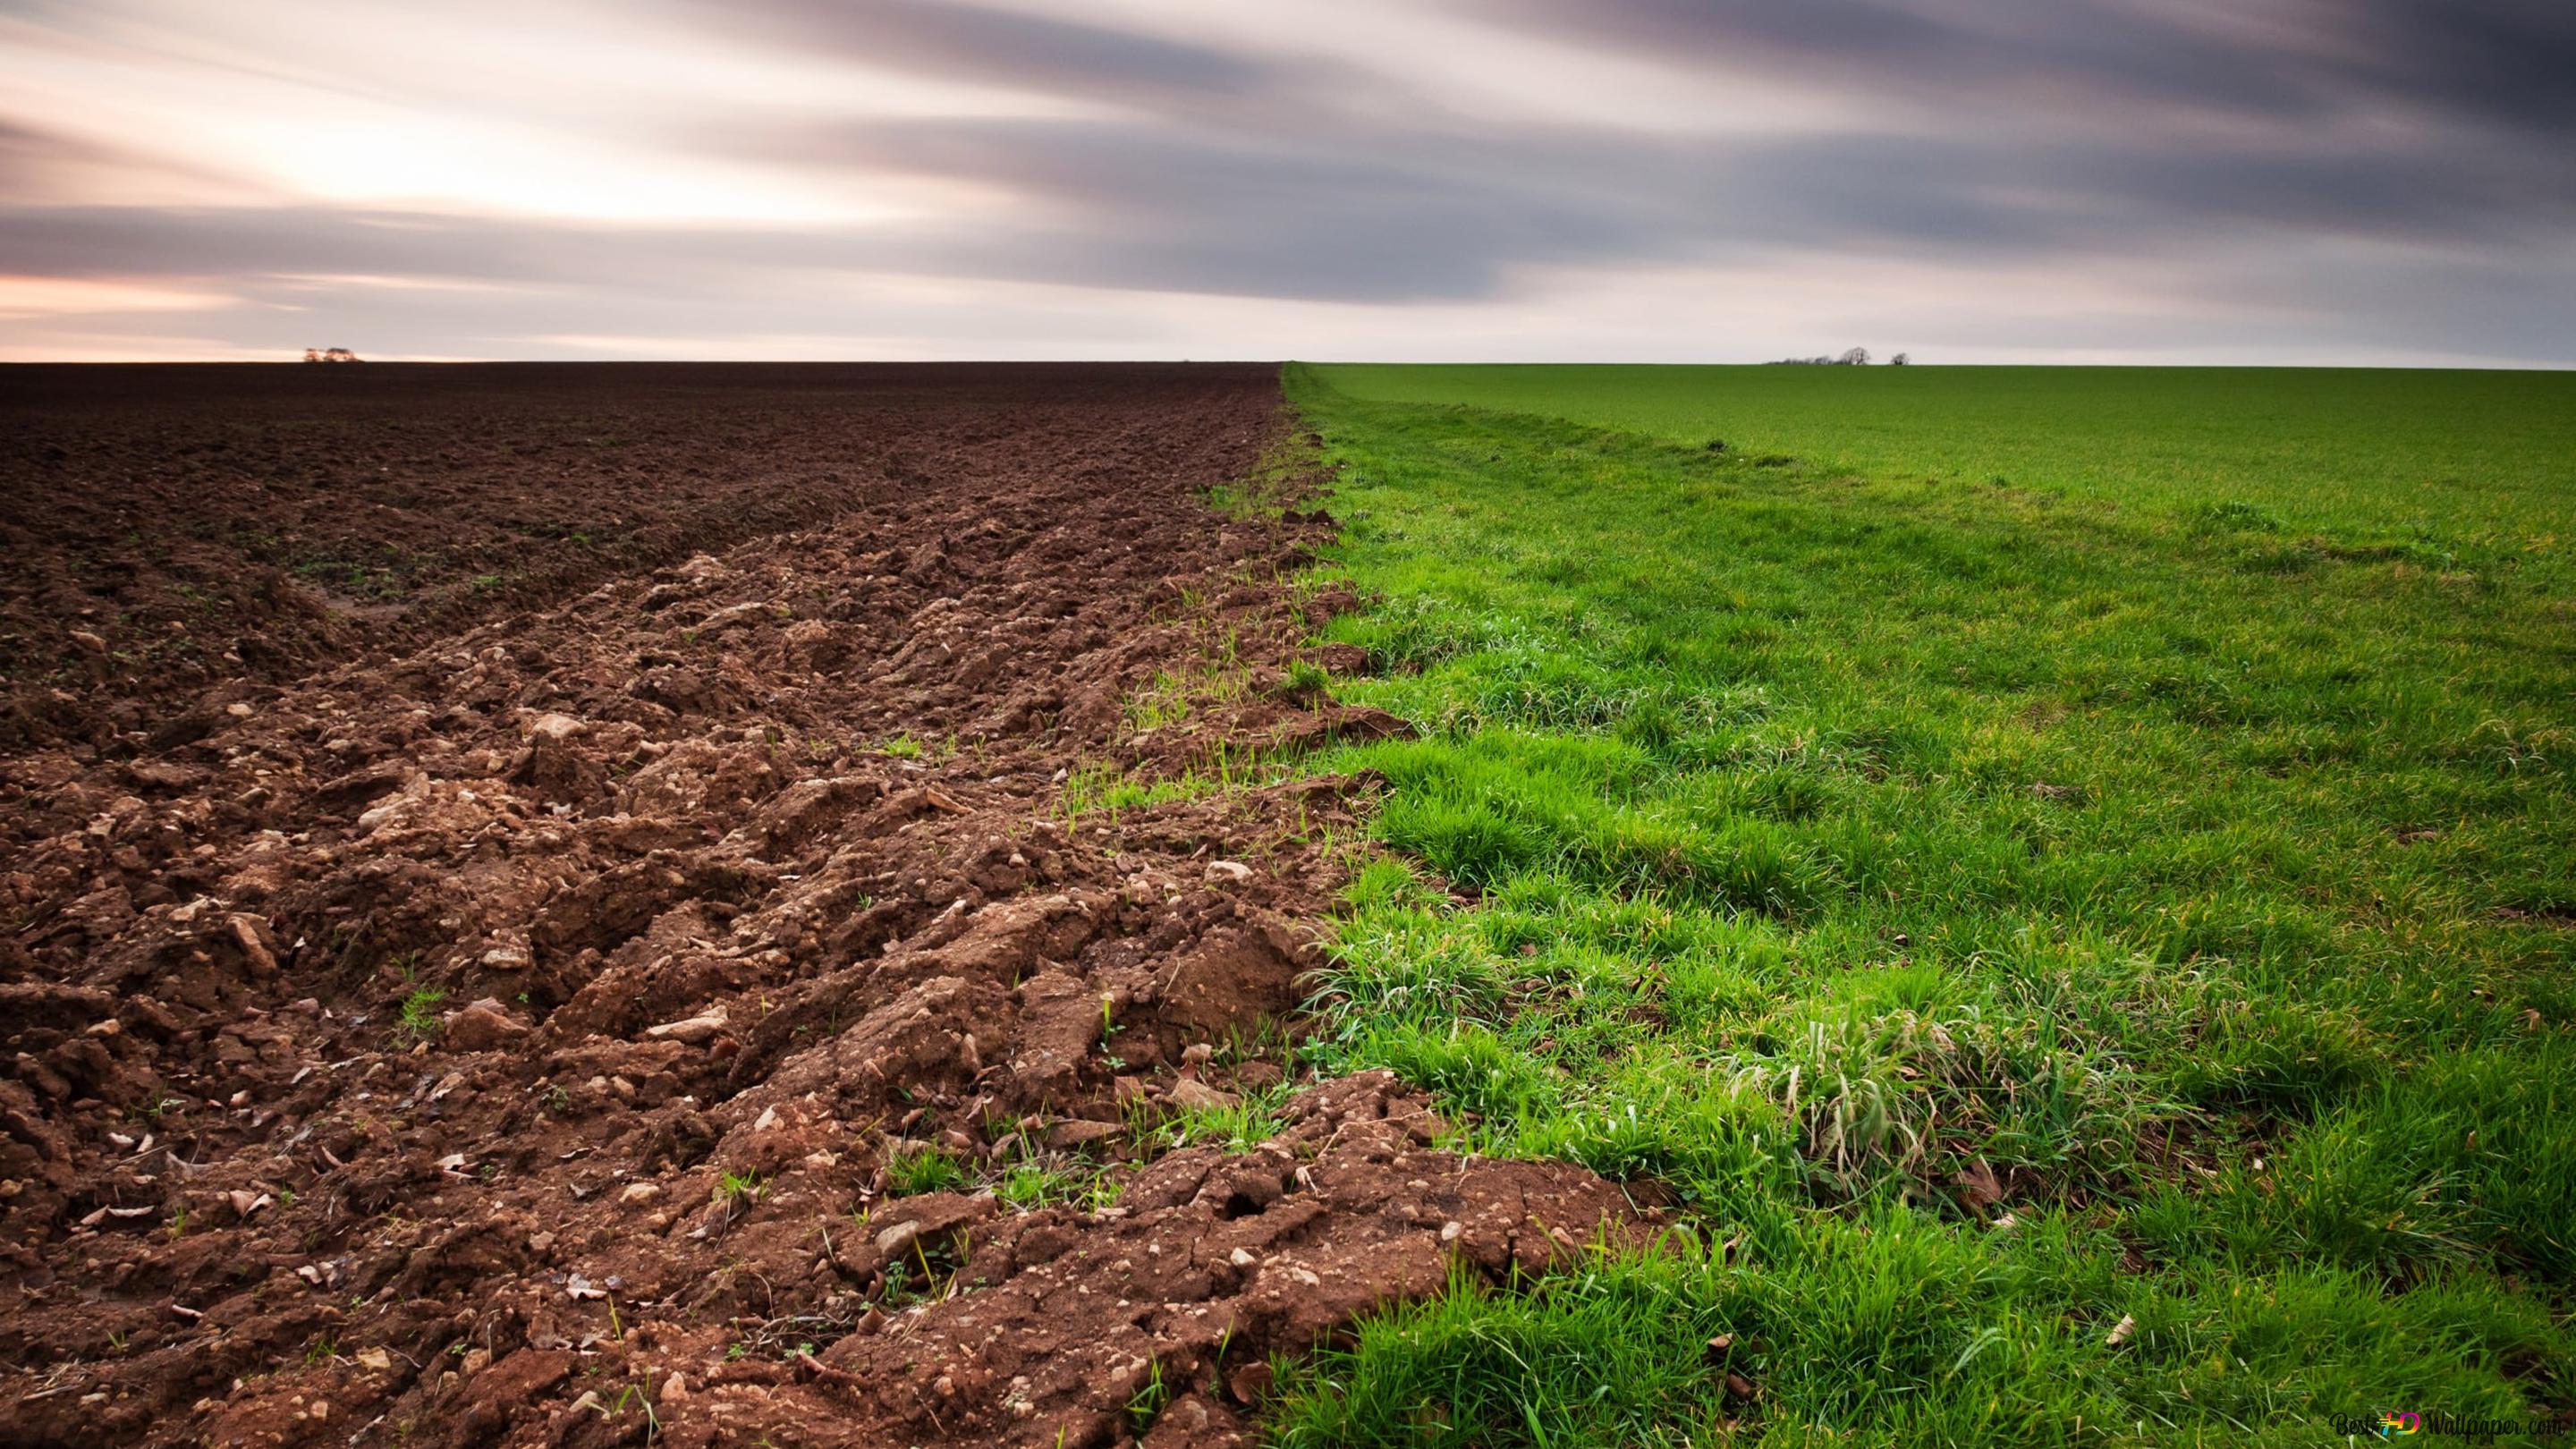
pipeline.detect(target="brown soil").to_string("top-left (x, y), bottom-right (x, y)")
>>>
top-left (3, 363), bottom-right (1281, 751)
top-left (0, 365), bottom-right (1648, 1448)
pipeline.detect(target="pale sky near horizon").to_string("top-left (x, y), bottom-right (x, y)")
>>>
top-left (2, 0), bottom-right (2571, 364)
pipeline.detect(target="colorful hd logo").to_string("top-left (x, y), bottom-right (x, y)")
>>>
top-left (2377, 1411), bottom-right (2421, 1436)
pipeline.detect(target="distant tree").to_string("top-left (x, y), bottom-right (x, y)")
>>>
top-left (1839, 346), bottom-right (1871, 366)
top-left (1890, 352), bottom-right (1911, 366)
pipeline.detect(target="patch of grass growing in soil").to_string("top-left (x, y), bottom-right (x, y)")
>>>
top-left (393, 987), bottom-right (446, 1044)
top-left (1127, 1080), bottom-right (1296, 1157)
top-left (883, 1143), bottom-right (969, 1198)
top-left (991, 1156), bottom-right (1120, 1213)
top-left (1267, 363), bottom-right (2576, 1445)
top-left (1055, 742), bottom-right (1302, 836)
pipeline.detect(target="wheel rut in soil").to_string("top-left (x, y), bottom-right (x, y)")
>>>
top-left (0, 364), bottom-right (1654, 1449)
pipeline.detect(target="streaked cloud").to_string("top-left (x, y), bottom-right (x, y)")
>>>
top-left (0, 0), bottom-right (2568, 361)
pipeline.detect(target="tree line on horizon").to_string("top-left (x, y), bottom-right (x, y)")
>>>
top-left (1768, 348), bottom-right (1909, 365)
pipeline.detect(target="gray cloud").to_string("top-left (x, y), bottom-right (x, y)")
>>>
top-left (1486, 0), bottom-right (2576, 136)
top-left (682, 0), bottom-right (1288, 106)
top-left (2340, 0), bottom-right (2576, 132)
top-left (0, 117), bottom-right (244, 204)
top-left (664, 0), bottom-right (2576, 300)
top-left (8, 107), bottom-right (2569, 319)
top-left (685, 110), bottom-right (2575, 302)
top-left (0, 0), bottom-right (2570, 360)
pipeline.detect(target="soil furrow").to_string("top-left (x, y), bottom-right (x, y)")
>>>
top-left (0, 365), bottom-right (1646, 1449)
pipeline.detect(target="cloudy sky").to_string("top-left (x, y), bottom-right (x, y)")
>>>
top-left (2, 0), bottom-right (2570, 363)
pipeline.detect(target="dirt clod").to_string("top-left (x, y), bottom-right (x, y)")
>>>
top-left (0, 365), bottom-right (1648, 1448)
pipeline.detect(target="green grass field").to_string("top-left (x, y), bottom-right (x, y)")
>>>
top-left (1264, 362), bottom-right (2576, 1446)
top-left (1316, 363), bottom-right (2576, 542)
